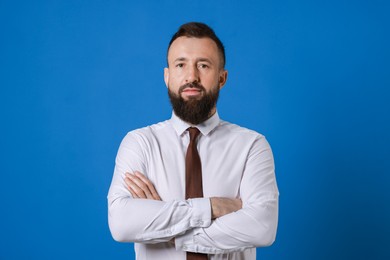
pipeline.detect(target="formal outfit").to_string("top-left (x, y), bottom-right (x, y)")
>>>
top-left (108, 111), bottom-right (279, 260)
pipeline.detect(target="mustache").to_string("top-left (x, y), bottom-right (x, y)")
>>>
top-left (179, 82), bottom-right (206, 93)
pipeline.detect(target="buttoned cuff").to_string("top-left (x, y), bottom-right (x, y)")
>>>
top-left (175, 226), bottom-right (214, 254)
top-left (188, 198), bottom-right (212, 228)
top-left (175, 227), bottom-right (194, 251)
top-left (175, 198), bottom-right (212, 253)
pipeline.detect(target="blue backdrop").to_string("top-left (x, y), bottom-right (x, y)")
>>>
top-left (1, 0), bottom-right (389, 259)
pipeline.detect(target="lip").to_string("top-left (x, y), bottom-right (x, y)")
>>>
top-left (182, 88), bottom-right (202, 97)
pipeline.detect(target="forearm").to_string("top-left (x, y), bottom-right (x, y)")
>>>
top-left (111, 175), bottom-right (245, 245)
top-left (175, 195), bottom-right (278, 254)
top-left (108, 168), bottom-right (213, 243)
top-left (108, 133), bottom-right (212, 243)
top-left (108, 193), bottom-right (212, 243)
top-left (210, 197), bottom-right (242, 219)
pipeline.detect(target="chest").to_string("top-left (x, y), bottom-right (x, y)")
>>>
top-left (145, 135), bottom-right (248, 200)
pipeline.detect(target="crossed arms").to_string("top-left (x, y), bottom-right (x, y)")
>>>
top-left (125, 171), bottom-right (242, 220)
top-left (107, 132), bottom-right (279, 254)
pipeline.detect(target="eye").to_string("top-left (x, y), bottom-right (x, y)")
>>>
top-left (198, 63), bottom-right (209, 69)
top-left (175, 63), bottom-right (184, 68)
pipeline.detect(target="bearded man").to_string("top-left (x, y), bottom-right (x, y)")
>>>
top-left (108, 22), bottom-right (279, 260)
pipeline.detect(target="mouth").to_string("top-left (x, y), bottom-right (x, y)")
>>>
top-left (181, 87), bottom-right (202, 98)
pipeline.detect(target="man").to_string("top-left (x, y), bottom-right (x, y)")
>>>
top-left (108, 22), bottom-right (279, 260)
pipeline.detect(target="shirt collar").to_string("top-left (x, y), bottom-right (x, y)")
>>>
top-left (170, 111), bottom-right (221, 136)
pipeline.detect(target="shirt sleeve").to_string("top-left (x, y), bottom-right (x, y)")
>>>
top-left (174, 136), bottom-right (279, 254)
top-left (107, 132), bottom-right (212, 243)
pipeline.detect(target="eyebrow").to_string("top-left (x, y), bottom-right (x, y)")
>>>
top-left (173, 57), bottom-right (213, 64)
top-left (174, 57), bottom-right (187, 63)
top-left (197, 58), bottom-right (212, 64)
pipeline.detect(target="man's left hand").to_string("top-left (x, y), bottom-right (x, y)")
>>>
top-left (124, 171), bottom-right (162, 200)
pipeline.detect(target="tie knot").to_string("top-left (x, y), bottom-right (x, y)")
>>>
top-left (188, 127), bottom-right (200, 141)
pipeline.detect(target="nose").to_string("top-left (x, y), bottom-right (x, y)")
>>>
top-left (185, 65), bottom-right (200, 83)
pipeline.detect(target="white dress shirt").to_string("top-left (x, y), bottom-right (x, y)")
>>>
top-left (108, 111), bottom-right (279, 260)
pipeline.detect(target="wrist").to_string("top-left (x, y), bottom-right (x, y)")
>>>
top-left (210, 197), bottom-right (219, 219)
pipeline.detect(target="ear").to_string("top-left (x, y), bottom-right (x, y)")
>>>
top-left (218, 69), bottom-right (228, 89)
top-left (164, 67), bottom-right (169, 88)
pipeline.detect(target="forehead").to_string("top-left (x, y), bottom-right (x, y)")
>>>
top-left (167, 37), bottom-right (220, 63)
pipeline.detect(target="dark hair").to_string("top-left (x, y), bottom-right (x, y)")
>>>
top-left (167, 22), bottom-right (226, 68)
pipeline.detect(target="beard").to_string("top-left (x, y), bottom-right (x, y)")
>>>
top-left (168, 82), bottom-right (220, 125)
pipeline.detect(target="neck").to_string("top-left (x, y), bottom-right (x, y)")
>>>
top-left (186, 107), bottom-right (216, 126)
top-left (208, 107), bottom-right (217, 118)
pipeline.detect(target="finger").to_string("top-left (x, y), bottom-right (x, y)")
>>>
top-left (125, 175), bottom-right (148, 199)
top-left (125, 176), bottom-right (143, 198)
top-left (133, 172), bottom-right (161, 200)
top-left (126, 180), bottom-right (139, 198)
top-left (126, 173), bottom-right (154, 199)
top-left (128, 174), bottom-right (154, 199)
top-left (134, 172), bottom-right (162, 200)
top-left (124, 176), bottom-right (139, 198)
top-left (134, 172), bottom-right (161, 200)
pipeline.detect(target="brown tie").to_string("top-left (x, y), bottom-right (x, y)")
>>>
top-left (185, 127), bottom-right (208, 260)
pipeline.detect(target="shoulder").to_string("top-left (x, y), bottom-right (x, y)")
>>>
top-left (216, 120), bottom-right (272, 151)
top-left (217, 121), bottom-right (273, 160)
top-left (121, 120), bottom-right (173, 145)
top-left (128, 120), bottom-right (170, 135)
top-left (218, 120), bottom-right (265, 140)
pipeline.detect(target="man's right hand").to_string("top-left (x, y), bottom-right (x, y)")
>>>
top-left (210, 197), bottom-right (242, 219)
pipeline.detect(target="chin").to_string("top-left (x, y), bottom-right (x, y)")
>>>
top-left (186, 96), bottom-right (202, 101)
top-left (182, 94), bottom-right (203, 101)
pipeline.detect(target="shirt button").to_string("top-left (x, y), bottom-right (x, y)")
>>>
top-left (198, 221), bottom-right (203, 225)
top-left (183, 246), bottom-right (187, 250)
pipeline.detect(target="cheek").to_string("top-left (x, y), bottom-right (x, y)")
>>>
top-left (167, 80), bottom-right (180, 93)
top-left (168, 74), bottom-right (184, 88)
top-left (204, 75), bottom-right (221, 89)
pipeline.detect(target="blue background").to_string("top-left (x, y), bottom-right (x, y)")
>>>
top-left (1, 0), bottom-right (389, 259)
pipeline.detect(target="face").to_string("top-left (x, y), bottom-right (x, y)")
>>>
top-left (164, 37), bottom-right (228, 123)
